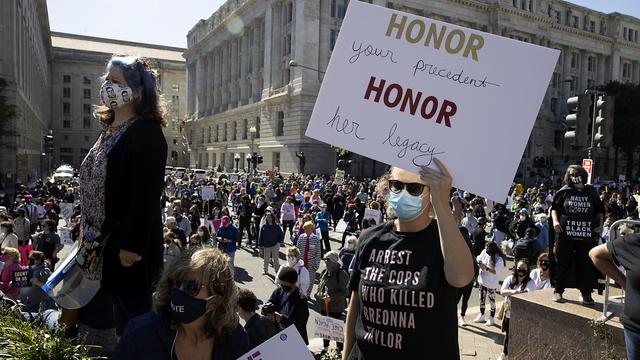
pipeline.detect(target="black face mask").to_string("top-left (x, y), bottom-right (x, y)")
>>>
top-left (517, 270), bottom-right (527, 277)
top-left (540, 261), bottom-right (549, 271)
top-left (165, 239), bottom-right (172, 245)
top-left (280, 284), bottom-right (293, 292)
top-left (570, 175), bottom-right (583, 186)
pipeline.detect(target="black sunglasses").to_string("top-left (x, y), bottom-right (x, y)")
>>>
top-left (388, 180), bottom-right (426, 196)
top-left (171, 279), bottom-right (204, 297)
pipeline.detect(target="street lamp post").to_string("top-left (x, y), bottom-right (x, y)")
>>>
top-left (249, 125), bottom-right (257, 175)
top-left (245, 153), bottom-right (252, 174)
top-left (234, 153), bottom-right (240, 173)
top-left (288, 60), bottom-right (325, 74)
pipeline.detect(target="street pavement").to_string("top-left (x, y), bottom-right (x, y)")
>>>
top-left (232, 228), bottom-right (507, 358)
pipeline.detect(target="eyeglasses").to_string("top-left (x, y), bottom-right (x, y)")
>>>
top-left (171, 279), bottom-right (204, 297)
top-left (388, 180), bottom-right (426, 196)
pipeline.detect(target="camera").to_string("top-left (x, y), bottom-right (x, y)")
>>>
top-left (261, 302), bottom-right (277, 316)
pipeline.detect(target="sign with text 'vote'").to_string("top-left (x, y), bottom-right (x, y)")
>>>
top-left (305, 1), bottom-right (559, 202)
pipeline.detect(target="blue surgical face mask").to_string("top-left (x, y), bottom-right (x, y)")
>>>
top-left (388, 190), bottom-right (424, 222)
top-left (170, 288), bottom-right (214, 324)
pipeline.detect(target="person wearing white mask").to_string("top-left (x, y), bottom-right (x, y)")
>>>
top-left (342, 161), bottom-right (474, 360)
top-left (276, 246), bottom-right (310, 295)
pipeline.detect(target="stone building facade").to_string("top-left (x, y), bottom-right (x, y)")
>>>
top-left (187, 0), bottom-right (640, 178)
top-left (0, 0), bottom-right (52, 186)
top-left (50, 33), bottom-right (188, 169)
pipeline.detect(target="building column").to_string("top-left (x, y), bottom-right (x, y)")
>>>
top-left (270, 2), bottom-right (283, 89)
top-left (221, 42), bottom-right (230, 110)
top-left (187, 62), bottom-right (196, 116)
top-left (251, 24), bottom-right (262, 102)
top-left (632, 61), bottom-right (640, 83)
top-left (292, 0), bottom-right (321, 94)
top-left (208, 51), bottom-right (215, 114)
top-left (597, 54), bottom-right (606, 85)
top-left (579, 50), bottom-right (588, 91)
top-left (195, 56), bottom-right (206, 116)
top-left (610, 48), bottom-right (620, 80)
top-left (214, 49), bottom-right (222, 113)
top-left (562, 46), bottom-right (572, 112)
top-left (202, 55), bottom-right (209, 114)
top-left (262, 7), bottom-right (273, 97)
top-left (230, 38), bottom-right (239, 107)
top-left (240, 33), bottom-right (249, 105)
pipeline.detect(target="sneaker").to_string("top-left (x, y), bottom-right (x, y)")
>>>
top-left (581, 293), bottom-right (595, 306)
top-left (485, 316), bottom-right (495, 326)
top-left (458, 315), bottom-right (467, 327)
top-left (473, 314), bottom-right (485, 323)
top-left (552, 292), bottom-right (565, 303)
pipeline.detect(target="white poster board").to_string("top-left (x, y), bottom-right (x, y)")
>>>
top-left (314, 315), bottom-right (345, 343)
top-left (60, 203), bottom-right (74, 220)
top-left (363, 208), bottom-right (382, 226)
top-left (200, 186), bottom-right (215, 201)
top-left (305, 1), bottom-right (559, 202)
top-left (58, 226), bottom-right (73, 245)
top-left (237, 325), bottom-right (314, 360)
top-left (334, 169), bottom-right (346, 185)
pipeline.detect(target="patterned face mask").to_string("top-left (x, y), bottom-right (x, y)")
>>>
top-left (100, 81), bottom-right (133, 110)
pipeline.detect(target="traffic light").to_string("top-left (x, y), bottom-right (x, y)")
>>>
top-left (337, 159), bottom-right (352, 169)
top-left (257, 155), bottom-right (263, 164)
top-left (593, 95), bottom-right (614, 147)
top-left (564, 94), bottom-right (590, 147)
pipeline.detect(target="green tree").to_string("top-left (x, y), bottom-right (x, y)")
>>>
top-left (0, 77), bottom-right (18, 149)
top-left (601, 81), bottom-right (640, 178)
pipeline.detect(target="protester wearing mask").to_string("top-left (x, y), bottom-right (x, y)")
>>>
top-left (341, 204), bottom-right (359, 248)
top-left (265, 266), bottom-right (310, 344)
top-left (280, 196), bottom-right (296, 241)
top-left (530, 253), bottom-right (552, 290)
top-left (114, 248), bottom-right (249, 359)
top-left (474, 241), bottom-right (506, 327)
top-left (19, 251), bottom-right (55, 313)
top-left (0, 221), bottom-right (19, 251)
top-left (509, 209), bottom-right (539, 240)
top-left (315, 251), bottom-right (349, 354)
top-left (297, 221), bottom-right (321, 297)
top-left (499, 259), bottom-right (536, 360)
top-left (276, 247), bottom-right (310, 295)
top-left (188, 234), bottom-right (203, 250)
top-left (165, 217), bottom-right (187, 245)
top-left (13, 209), bottom-right (31, 246)
top-left (196, 225), bottom-right (212, 248)
top-left (0, 247), bottom-right (23, 299)
top-left (339, 236), bottom-right (358, 273)
top-left (460, 208), bottom-right (478, 235)
top-left (533, 214), bottom-right (550, 255)
top-left (237, 288), bottom-right (278, 349)
top-left (163, 232), bottom-right (181, 269)
top-left (258, 211), bottom-right (284, 276)
top-left (551, 165), bottom-right (604, 305)
top-left (173, 208), bottom-right (192, 238)
top-left (343, 162), bottom-right (474, 360)
top-left (316, 203), bottom-right (332, 254)
top-left (237, 195), bottom-right (254, 248)
top-left (216, 216), bottom-right (237, 274)
top-left (33, 219), bottom-right (61, 269)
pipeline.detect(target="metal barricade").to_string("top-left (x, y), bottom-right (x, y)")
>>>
top-left (598, 219), bottom-right (640, 322)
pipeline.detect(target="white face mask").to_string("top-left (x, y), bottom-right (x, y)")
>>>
top-left (100, 80), bottom-right (133, 110)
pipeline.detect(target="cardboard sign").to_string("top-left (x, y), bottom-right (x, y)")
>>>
top-left (12, 269), bottom-right (32, 288)
top-left (305, 1), bottom-right (559, 202)
top-left (314, 315), bottom-right (345, 343)
top-left (200, 186), bottom-right (216, 201)
top-left (363, 208), bottom-right (382, 226)
top-left (238, 325), bottom-right (314, 360)
top-left (334, 169), bottom-right (346, 185)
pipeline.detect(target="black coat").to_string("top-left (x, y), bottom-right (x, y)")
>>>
top-left (102, 118), bottom-right (167, 296)
top-left (244, 313), bottom-right (278, 349)
top-left (267, 287), bottom-right (309, 344)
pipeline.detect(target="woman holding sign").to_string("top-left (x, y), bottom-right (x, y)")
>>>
top-left (343, 160), bottom-right (474, 360)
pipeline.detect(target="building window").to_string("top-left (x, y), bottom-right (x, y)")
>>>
top-left (513, 0), bottom-right (518, 7)
top-left (83, 77), bottom-right (91, 85)
top-left (63, 75), bottom-right (71, 83)
top-left (223, 123), bottom-right (227, 141)
top-left (243, 119), bottom-right (248, 140)
top-left (60, 147), bottom-right (74, 153)
top-left (64, 135), bottom-right (69, 141)
top-left (201, 128), bottom-right (205, 144)
top-left (622, 63), bottom-right (631, 78)
top-left (83, 89), bottom-right (91, 99)
top-left (172, 84), bottom-right (180, 92)
top-left (63, 102), bottom-right (71, 115)
top-left (571, 52), bottom-right (578, 69)
top-left (272, 151), bottom-right (280, 170)
top-left (589, 20), bottom-right (596, 33)
top-left (550, 98), bottom-right (558, 115)
top-left (551, 72), bottom-right (560, 88)
top-left (83, 104), bottom-right (91, 114)
top-left (554, 11), bottom-right (561, 24)
top-left (572, 16), bottom-right (579, 28)
top-left (331, 0), bottom-right (347, 19)
top-left (83, 116), bottom-right (91, 129)
top-left (208, 126), bottom-right (212, 143)
top-left (520, 0), bottom-right (527, 11)
top-left (255, 117), bottom-right (260, 138)
top-left (215, 125), bottom-right (219, 142)
top-left (587, 56), bottom-right (595, 72)
top-left (84, 136), bottom-right (90, 142)
top-left (232, 121), bottom-right (237, 141)
top-left (284, 34), bottom-right (291, 57)
top-left (570, 76), bottom-right (577, 92)
top-left (623, 27), bottom-right (628, 40)
top-left (330, 29), bottom-right (338, 51)
top-left (276, 111), bottom-right (285, 136)
top-left (587, 79), bottom-right (595, 89)
top-left (63, 87), bottom-right (71, 98)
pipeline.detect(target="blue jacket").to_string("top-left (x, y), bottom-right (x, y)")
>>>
top-left (112, 311), bottom-right (249, 360)
top-left (217, 224), bottom-right (238, 253)
top-left (534, 222), bottom-right (550, 255)
top-left (258, 224), bottom-right (284, 248)
top-left (315, 211), bottom-right (331, 232)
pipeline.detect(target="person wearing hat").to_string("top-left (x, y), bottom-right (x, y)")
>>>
top-left (164, 216), bottom-right (186, 245)
top-left (509, 208), bottom-right (539, 241)
top-left (280, 196), bottom-right (296, 241)
top-left (316, 203), bottom-right (332, 255)
top-left (315, 250), bottom-right (349, 354)
top-left (297, 221), bottom-right (321, 297)
top-left (216, 216), bottom-right (238, 274)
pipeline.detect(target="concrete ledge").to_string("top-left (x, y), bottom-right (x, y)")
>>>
top-left (509, 288), bottom-right (626, 359)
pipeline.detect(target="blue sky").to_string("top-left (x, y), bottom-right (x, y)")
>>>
top-left (47, 0), bottom-right (640, 49)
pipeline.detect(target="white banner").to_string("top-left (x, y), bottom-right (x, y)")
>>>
top-left (334, 169), bottom-right (346, 185)
top-left (237, 325), bottom-right (314, 360)
top-left (363, 208), bottom-right (382, 226)
top-left (200, 186), bottom-right (216, 201)
top-left (305, 1), bottom-right (559, 202)
top-left (314, 315), bottom-right (345, 343)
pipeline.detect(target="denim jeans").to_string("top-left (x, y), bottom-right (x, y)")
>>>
top-left (625, 326), bottom-right (640, 360)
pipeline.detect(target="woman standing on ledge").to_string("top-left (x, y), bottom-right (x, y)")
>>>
top-left (342, 160), bottom-right (474, 360)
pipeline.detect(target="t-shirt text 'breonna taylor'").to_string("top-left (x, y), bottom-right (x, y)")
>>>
top-left (348, 220), bottom-right (459, 360)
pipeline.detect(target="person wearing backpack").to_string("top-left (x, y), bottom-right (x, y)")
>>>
top-left (474, 241), bottom-right (506, 327)
top-left (315, 251), bottom-right (349, 355)
top-left (512, 227), bottom-right (537, 265)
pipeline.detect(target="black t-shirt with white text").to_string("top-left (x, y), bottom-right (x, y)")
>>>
top-left (608, 233), bottom-right (640, 332)
top-left (551, 185), bottom-right (604, 241)
top-left (348, 220), bottom-right (458, 360)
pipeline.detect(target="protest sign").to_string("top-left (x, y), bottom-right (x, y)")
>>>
top-left (305, 1), bottom-right (559, 202)
top-left (334, 169), bottom-right (346, 185)
top-left (207, 219), bottom-right (222, 235)
top-left (238, 325), bottom-right (314, 360)
top-left (59, 227), bottom-right (73, 246)
top-left (314, 315), bottom-right (345, 343)
top-left (60, 203), bottom-right (74, 220)
top-left (363, 208), bottom-right (382, 226)
top-left (200, 186), bottom-right (215, 201)
top-left (12, 269), bottom-right (33, 288)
